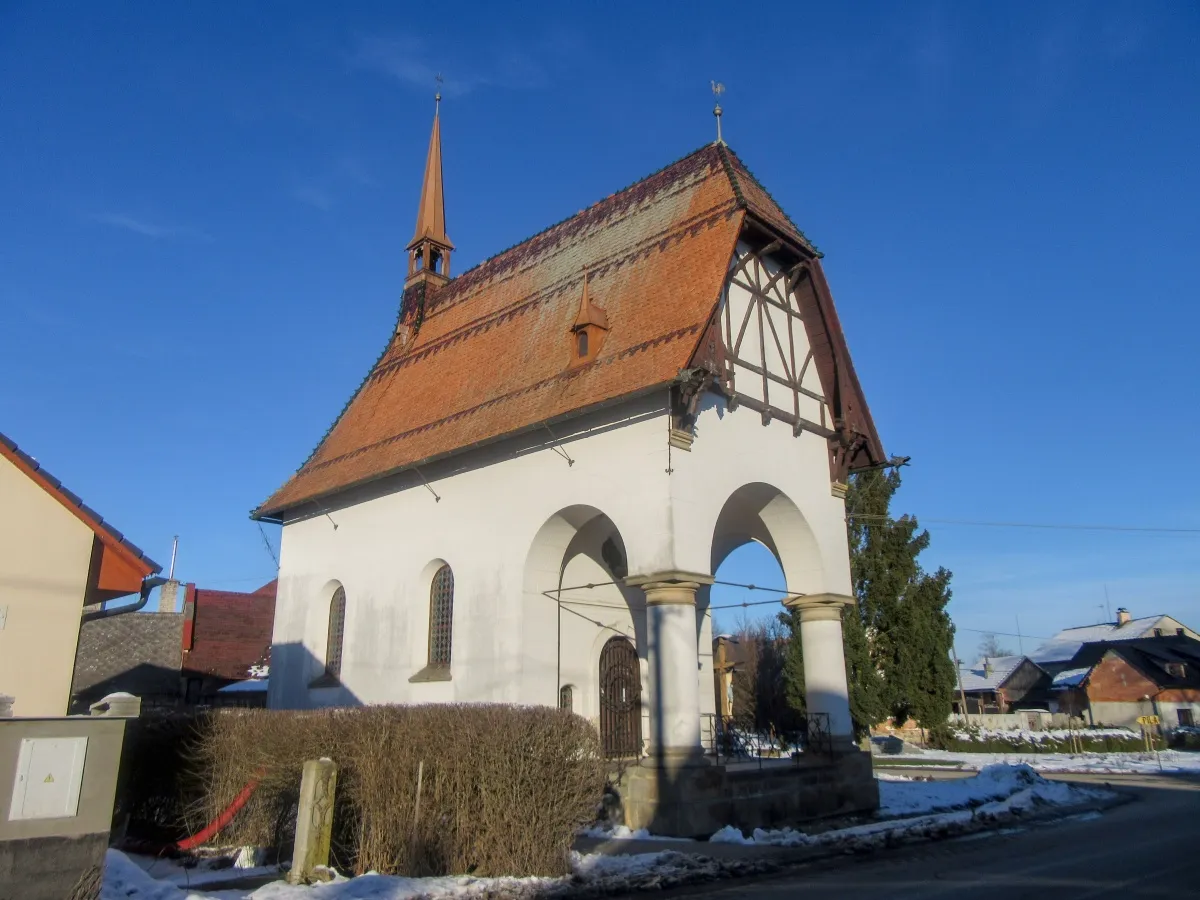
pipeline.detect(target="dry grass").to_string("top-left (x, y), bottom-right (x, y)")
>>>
top-left (193, 704), bottom-right (608, 877)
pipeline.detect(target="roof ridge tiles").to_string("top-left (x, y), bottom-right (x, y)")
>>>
top-left (256, 137), bottom-right (835, 518)
top-left (377, 202), bottom-right (739, 377)
top-left (434, 143), bottom-right (720, 291)
top-left (721, 147), bottom-right (821, 256)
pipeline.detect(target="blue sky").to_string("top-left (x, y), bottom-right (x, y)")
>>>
top-left (3, 3), bottom-right (1198, 660)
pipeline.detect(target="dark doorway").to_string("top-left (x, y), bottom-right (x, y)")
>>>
top-left (599, 636), bottom-right (642, 757)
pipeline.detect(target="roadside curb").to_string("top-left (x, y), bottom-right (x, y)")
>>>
top-left (575, 789), bottom-right (1130, 867)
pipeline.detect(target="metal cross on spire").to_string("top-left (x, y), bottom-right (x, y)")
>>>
top-left (711, 81), bottom-right (725, 144)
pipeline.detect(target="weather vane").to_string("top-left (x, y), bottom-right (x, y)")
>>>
top-left (711, 81), bottom-right (725, 144)
top-left (435, 73), bottom-right (443, 105)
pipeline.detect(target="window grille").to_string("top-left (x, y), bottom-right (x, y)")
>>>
top-left (559, 684), bottom-right (573, 712)
top-left (428, 565), bottom-right (454, 667)
top-left (326, 586), bottom-right (346, 678)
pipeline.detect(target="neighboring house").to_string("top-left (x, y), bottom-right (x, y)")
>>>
top-left (1050, 636), bottom-right (1200, 729)
top-left (70, 579), bottom-right (277, 711)
top-left (180, 580), bottom-right (276, 703)
top-left (70, 605), bottom-right (183, 711)
top-left (0, 430), bottom-right (160, 716)
top-left (1032, 607), bottom-right (1199, 674)
top-left (954, 655), bottom-right (1050, 714)
top-left (253, 101), bottom-right (887, 772)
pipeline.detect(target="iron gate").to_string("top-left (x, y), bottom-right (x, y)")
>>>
top-left (599, 636), bottom-right (642, 757)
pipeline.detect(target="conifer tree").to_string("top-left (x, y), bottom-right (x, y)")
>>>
top-left (782, 467), bottom-right (955, 737)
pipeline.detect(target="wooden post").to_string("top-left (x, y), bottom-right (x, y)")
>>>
top-left (288, 758), bottom-right (338, 885)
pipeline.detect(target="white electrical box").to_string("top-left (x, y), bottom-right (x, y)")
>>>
top-left (7, 737), bottom-right (88, 821)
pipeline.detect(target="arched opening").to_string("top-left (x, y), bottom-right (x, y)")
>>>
top-left (521, 505), bottom-right (644, 735)
top-left (427, 563), bottom-right (454, 668)
top-left (598, 636), bottom-right (642, 757)
top-left (325, 584), bottom-right (347, 678)
top-left (710, 542), bottom-right (789, 739)
top-left (708, 483), bottom-right (834, 747)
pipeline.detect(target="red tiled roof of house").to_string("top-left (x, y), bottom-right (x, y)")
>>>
top-left (255, 143), bottom-right (879, 519)
top-left (182, 582), bottom-right (277, 681)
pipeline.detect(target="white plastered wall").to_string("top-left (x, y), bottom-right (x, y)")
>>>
top-left (270, 251), bottom-right (853, 741)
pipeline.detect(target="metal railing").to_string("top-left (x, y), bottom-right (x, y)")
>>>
top-left (701, 712), bottom-right (834, 765)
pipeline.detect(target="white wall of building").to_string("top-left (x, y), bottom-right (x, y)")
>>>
top-left (269, 248), bottom-right (853, 748)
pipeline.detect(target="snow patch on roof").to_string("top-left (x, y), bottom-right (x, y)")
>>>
top-left (957, 656), bottom-right (1026, 692)
top-left (1051, 667), bottom-right (1091, 689)
top-left (1031, 616), bottom-right (1180, 663)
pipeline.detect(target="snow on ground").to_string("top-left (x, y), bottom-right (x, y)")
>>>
top-left (578, 824), bottom-right (690, 842)
top-left (711, 763), bottom-right (1113, 848)
top-left (124, 853), bottom-right (278, 889)
top-left (105, 765), bottom-right (1115, 899)
top-left (102, 849), bottom-right (769, 900)
top-left (918, 748), bottom-right (1200, 774)
top-left (951, 726), bottom-right (1138, 744)
top-left (877, 763), bottom-right (1090, 816)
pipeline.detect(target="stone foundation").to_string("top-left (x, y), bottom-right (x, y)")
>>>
top-left (0, 832), bottom-right (107, 900)
top-left (614, 750), bottom-right (879, 838)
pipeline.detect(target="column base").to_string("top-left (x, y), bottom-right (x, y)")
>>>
top-left (614, 749), bottom-right (879, 838)
top-left (642, 746), bottom-right (712, 771)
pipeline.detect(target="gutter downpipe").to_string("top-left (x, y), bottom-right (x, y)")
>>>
top-left (82, 575), bottom-right (169, 623)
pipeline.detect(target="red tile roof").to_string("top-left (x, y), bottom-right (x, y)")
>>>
top-left (256, 143), bottom-right (880, 519)
top-left (181, 582), bottom-right (277, 681)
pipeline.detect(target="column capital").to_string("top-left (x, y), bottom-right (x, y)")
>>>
top-left (625, 571), bottom-right (714, 602)
top-left (628, 571), bottom-right (710, 592)
top-left (783, 592), bottom-right (855, 621)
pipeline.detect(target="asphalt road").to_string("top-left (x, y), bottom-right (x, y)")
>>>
top-left (645, 773), bottom-right (1200, 899)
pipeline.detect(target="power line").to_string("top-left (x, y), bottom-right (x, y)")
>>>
top-left (849, 514), bottom-right (1200, 535)
top-left (954, 625), bottom-right (1051, 641)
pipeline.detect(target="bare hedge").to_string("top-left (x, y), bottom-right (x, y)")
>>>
top-left (193, 704), bottom-right (608, 877)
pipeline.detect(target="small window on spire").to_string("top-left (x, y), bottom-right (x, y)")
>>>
top-left (577, 330), bottom-right (588, 357)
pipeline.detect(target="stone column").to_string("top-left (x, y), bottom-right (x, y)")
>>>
top-left (785, 594), bottom-right (855, 745)
top-left (627, 572), bottom-right (712, 764)
top-left (288, 758), bottom-right (338, 884)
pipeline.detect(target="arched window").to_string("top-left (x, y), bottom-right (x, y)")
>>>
top-left (428, 565), bottom-right (454, 667)
top-left (326, 586), bottom-right (346, 678)
top-left (559, 684), bottom-right (574, 712)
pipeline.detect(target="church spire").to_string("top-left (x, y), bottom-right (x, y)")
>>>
top-left (406, 89), bottom-right (454, 287)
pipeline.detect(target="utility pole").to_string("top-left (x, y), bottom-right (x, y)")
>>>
top-left (954, 656), bottom-right (972, 728)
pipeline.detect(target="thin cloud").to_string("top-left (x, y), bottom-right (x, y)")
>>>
top-left (352, 33), bottom-right (548, 97)
top-left (291, 184), bottom-right (336, 211)
top-left (90, 213), bottom-right (209, 241)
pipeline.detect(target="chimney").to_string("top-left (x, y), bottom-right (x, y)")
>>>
top-left (158, 579), bottom-right (181, 613)
top-left (1116, 608), bottom-right (1131, 626)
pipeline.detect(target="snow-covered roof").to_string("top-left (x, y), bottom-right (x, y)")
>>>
top-left (957, 656), bottom-right (1027, 692)
top-left (216, 678), bottom-right (269, 693)
top-left (1051, 667), bottom-right (1091, 689)
top-left (1031, 615), bottom-right (1188, 664)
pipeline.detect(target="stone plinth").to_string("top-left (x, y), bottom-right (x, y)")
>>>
top-left (615, 751), bottom-right (878, 838)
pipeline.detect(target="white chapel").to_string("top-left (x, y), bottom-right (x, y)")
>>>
top-left (254, 99), bottom-right (887, 828)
